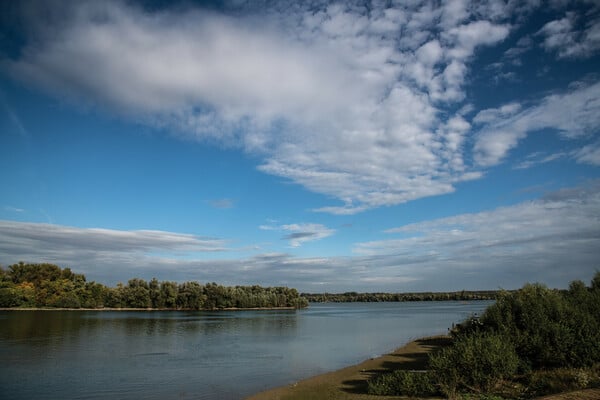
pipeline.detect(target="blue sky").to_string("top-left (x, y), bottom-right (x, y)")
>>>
top-left (1, 0), bottom-right (599, 292)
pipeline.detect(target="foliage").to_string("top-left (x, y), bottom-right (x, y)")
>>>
top-left (429, 333), bottom-right (519, 397)
top-left (368, 272), bottom-right (600, 399)
top-left (367, 370), bottom-right (437, 397)
top-left (467, 277), bottom-right (600, 369)
top-left (0, 262), bottom-right (308, 310)
top-left (303, 290), bottom-right (500, 303)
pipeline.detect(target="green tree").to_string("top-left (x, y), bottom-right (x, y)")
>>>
top-left (149, 278), bottom-right (164, 308)
top-left (122, 279), bottom-right (151, 308)
top-left (160, 281), bottom-right (178, 308)
top-left (104, 284), bottom-right (124, 308)
top-left (8, 262), bottom-right (62, 286)
top-left (176, 281), bottom-right (205, 309)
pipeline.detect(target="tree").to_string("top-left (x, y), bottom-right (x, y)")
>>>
top-left (122, 279), bottom-right (151, 308)
top-left (160, 281), bottom-right (178, 308)
top-left (0, 263), bottom-right (309, 310)
top-left (149, 278), bottom-right (164, 308)
top-left (176, 281), bottom-right (205, 309)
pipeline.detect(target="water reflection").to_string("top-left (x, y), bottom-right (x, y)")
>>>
top-left (0, 309), bottom-right (300, 340)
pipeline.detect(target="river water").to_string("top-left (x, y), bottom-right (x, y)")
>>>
top-left (0, 301), bottom-right (491, 399)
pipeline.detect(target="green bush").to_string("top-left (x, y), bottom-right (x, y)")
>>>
top-left (458, 395), bottom-right (505, 400)
top-left (475, 275), bottom-right (600, 369)
top-left (429, 332), bottom-right (519, 397)
top-left (367, 370), bottom-right (437, 397)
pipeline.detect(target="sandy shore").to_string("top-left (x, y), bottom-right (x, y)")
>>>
top-left (246, 336), bottom-right (450, 400)
top-left (245, 337), bottom-right (600, 400)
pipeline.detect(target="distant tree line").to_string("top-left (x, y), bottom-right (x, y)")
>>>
top-left (302, 290), bottom-right (501, 303)
top-left (0, 262), bottom-right (308, 309)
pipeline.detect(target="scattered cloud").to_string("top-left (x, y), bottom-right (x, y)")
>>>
top-left (503, 35), bottom-right (533, 63)
top-left (513, 151), bottom-right (568, 170)
top-left (260, 222), bottom-right (335, 247)
top-left (573, 140), bottom-right (600, 166)
top-left (537, 10), bottom-right (600, 59)
top-left (473, 80), bottom-right (600, 166)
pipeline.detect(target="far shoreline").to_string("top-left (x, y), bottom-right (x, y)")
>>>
top-left (0, 306), bottom-right (300, 311)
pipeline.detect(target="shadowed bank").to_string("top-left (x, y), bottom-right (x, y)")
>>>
top-left (246, 336), bottom-right (600, 400)
top-left (246, 337), bottom-right (448, 400)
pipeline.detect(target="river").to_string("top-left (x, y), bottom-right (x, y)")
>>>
top-left (0, 301), bottom-right (491, 399)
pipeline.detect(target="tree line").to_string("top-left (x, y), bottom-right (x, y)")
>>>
top-left (0, 262), bottom-right (308, 310)
top-left (301, 290), bottom-right (501, 303)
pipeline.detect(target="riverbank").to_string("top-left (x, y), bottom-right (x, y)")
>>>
top-left (246, 336), bottom-right (600, 400)
top-left (246, 336), bottom-right (449, 400)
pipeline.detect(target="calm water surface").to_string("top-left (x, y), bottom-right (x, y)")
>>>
top-left (0, 301), bottom-right (491, 399)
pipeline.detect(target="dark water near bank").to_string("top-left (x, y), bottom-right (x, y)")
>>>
top-left (0, 301), bottom-right (491, 399)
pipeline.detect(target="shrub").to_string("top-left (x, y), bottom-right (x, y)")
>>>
top-left (526, 368), bottom-right (592, 396)
top-left (367, 370), bottom-right (437, 397)
top-left (429, 332), bottom-right (519, 397)
top-left (476, 278), bottom-right (600, 369)
top-left (458, 395), bottom-right (505, 400)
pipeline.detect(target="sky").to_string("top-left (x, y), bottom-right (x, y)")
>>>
top-left (0, 0), bottom-right (599, 292)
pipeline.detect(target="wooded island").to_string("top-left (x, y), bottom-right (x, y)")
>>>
top-left (0, 262), bottom-right (308, 309)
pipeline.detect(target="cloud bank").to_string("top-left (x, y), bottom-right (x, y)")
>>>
top-left (1, 182), bottom-right (599, 291)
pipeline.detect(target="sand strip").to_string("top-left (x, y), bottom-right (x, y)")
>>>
top-left (246, 336), bottom-right (450, 400)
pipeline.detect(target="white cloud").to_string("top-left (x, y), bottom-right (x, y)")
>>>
top-left (0, 220), bottom-right (228, 265)
top-left (503, 35), bottom-right (533, 61)
top-left (473, 102), bottom-right (522, 125)
top-left (444, 20), bottom-right (510, 60)
top-left (537, 10), bottom-right (600, 59)
top-left (5, 0), bottom-right (516, 214)
top-left (353, 181), bottom-right (600, 290)
top-left (574, 141), bottom-right (600, 166)
top-left (513, 151), bottom-right (567, 170)
top-left (473, 80), bottom-right (600, 166)
top-left (6, 1), bottom-right (598, 214)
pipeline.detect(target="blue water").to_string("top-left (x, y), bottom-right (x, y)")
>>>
top-left (0, 301), bottom-right (491, 399)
